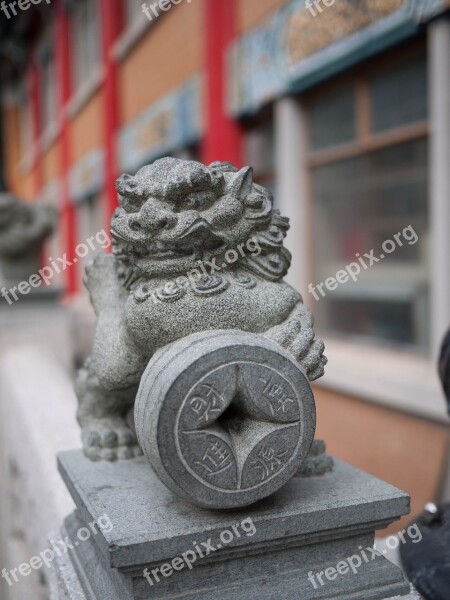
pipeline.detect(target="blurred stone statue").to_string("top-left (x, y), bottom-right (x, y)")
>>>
top-left (0, 191), bottom-right (55, 286)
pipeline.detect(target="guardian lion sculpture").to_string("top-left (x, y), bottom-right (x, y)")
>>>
top-left (76, 158), bottom-right (327, 461)
top-left (0, 191), bottom-right (55, 285)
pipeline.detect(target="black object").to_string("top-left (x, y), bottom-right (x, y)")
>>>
top-left (400, 503), bottom-right (450, 600)
top-left (399, 329), bottom-right (450, 599)
top-left (439, 328), bottom-right (450, 414)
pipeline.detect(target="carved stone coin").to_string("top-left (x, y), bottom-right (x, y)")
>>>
top-left (135, 330), bottom-right (316, 508)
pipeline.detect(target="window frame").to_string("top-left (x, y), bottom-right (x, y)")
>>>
top-left (242, 108), bottom-right (276, 189)
top-left (70, 0), bottom-right (102, 93)
top-left (303, 40), bottom-right (430, 353)
top-left (40, 42), bottom-right (57, 136)
top-left (18, 78), bottom-right (33, 164)
top-left (124, 0), bottom-right (143, 27)
top-left (305, 43), bottom-right (429, 168)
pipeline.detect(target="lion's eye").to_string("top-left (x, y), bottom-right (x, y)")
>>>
top-left (121, 194), bottom-right (145, 213)
top-left (185, 192), bottom-right (212, 211)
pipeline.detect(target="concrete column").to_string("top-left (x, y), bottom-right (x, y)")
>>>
top-left (429, 18), bottom-right (450, 357)
top-left (275, 96), bottom-right (311, 300)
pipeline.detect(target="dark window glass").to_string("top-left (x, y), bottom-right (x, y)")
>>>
top-left (311, 138), bottom-right (429, 350)
top-left (370, 55), bottom-right (428, 133)
top-left (309, 86), bottom-right (356, 150)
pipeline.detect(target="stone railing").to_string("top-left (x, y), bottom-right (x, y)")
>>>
top-left (0, 304), bottom-right (85, 600)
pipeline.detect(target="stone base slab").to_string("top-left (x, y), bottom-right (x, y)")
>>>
top-left (56, 450), bottom-right (413, 600)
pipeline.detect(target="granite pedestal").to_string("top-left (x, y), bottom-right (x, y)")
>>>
top-left (55, 450), bottom-right (412, 600)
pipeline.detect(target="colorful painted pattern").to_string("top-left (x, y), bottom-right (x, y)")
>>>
top-left (118, 75), bottom-right (203, 173)
top-left (230, 0), bottom-right (448, 116)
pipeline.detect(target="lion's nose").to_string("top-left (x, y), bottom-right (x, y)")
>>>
top-left (129, 203), bottom-right (177, 232)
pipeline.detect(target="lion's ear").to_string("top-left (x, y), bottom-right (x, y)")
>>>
top-left (230, 167), bottom-right (253, 200)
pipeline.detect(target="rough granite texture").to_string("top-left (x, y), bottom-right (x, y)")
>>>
top-left (75, 158), bottom-right (327, 469)
top-left (48, 532), bottom-right (87, 600)
top-left (54, 157), bottom-right (415, 597)
top-left (57, 450), bottom-right (413, 600)
top-left (135, 329), bottom-right (316, 508)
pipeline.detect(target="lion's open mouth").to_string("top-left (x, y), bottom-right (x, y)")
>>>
top-left (132, 242), bottom-right (192, 260)
top-left (121, 220), bottom-right (226, 261)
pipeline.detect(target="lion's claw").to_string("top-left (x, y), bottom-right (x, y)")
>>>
top-left (81, 418), bottom-right (142, 462)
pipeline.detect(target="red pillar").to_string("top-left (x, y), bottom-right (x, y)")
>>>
top-left (55, 1), bottom-right (78, 295)
top-left (202, 0), bottom-right (242, 167)
top-left (100, 0), bottom-right (123, 230)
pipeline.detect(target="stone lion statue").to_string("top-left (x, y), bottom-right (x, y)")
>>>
top-left (0, 191), bottom-right (55, 284)
top-left (77, 158), bottom-right (327, 460)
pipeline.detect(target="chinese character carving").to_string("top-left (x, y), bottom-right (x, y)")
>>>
top-left (194, 440), bottom-right (232, 477)
top-left (189, 384), bottom-right (224, 422)
top-left (260, 376), bottom-right (294, 415)
top-left (250, 446), bottom-right (288, 481)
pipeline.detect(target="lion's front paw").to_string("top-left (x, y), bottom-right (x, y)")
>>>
top-left (81, 417), bottom-right (143, 461)
top-left (301, 338), bottom-right (328, 381)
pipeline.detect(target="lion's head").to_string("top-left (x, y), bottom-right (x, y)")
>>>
top-left (111, 158), bottom-right (291, 288)
top-left (0, 193), bottom-right (55, 258)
